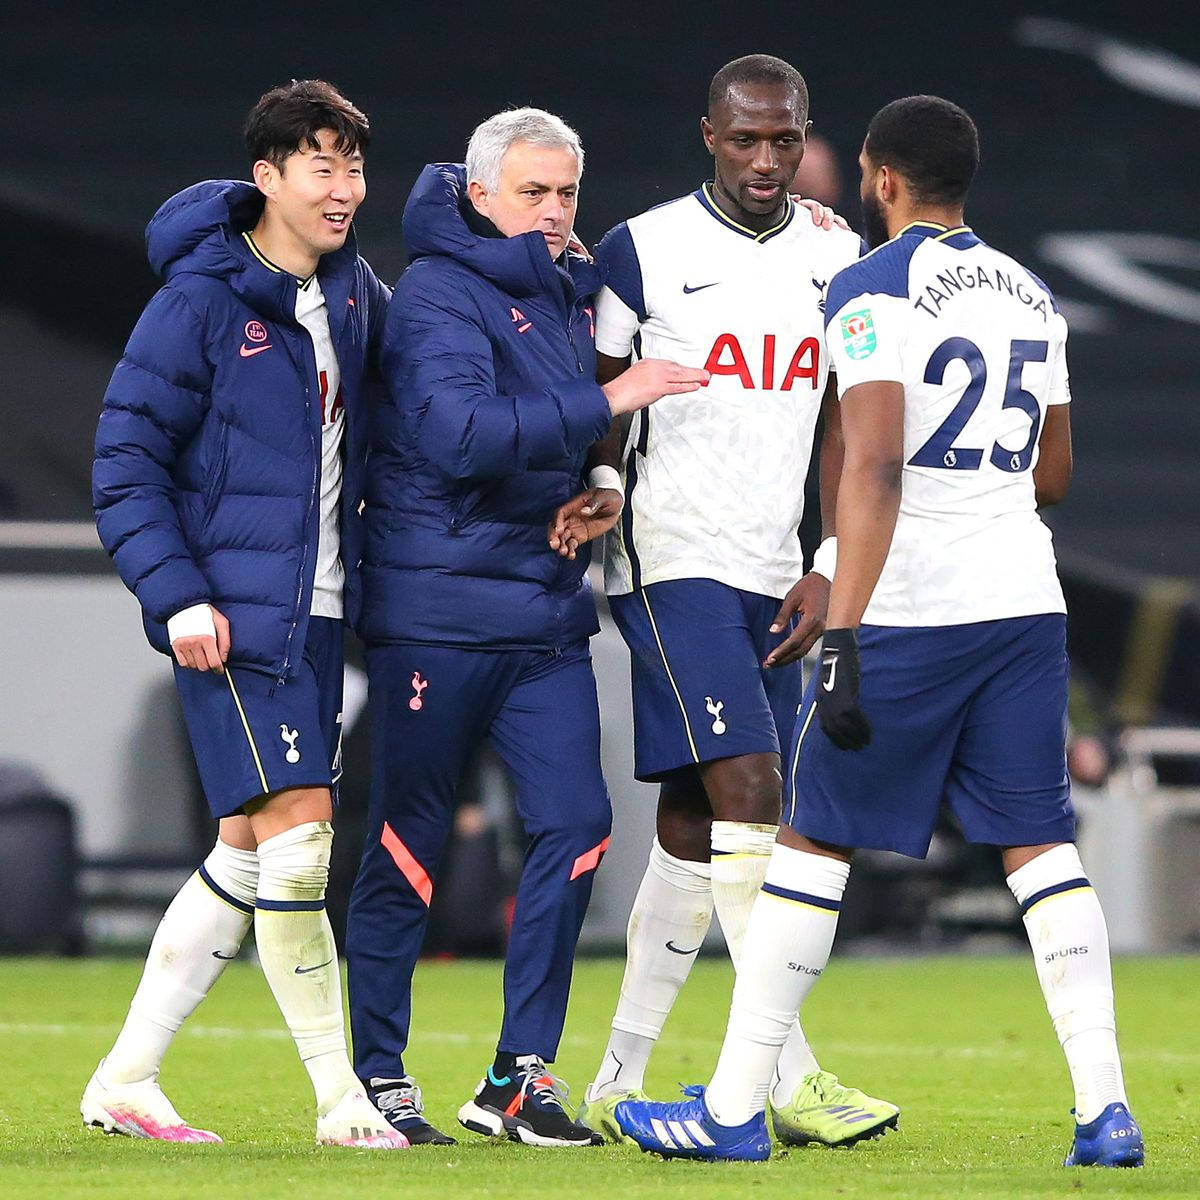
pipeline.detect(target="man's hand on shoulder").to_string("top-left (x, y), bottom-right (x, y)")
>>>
top-left (602, 358), bottom-right (709, 416)
top-left (548, 487), bottom-right (623, 560)
top-left (168, 603), bottom-right (231, 674)
top-left (793, 196), bottom-right (851, 233)
top-left (764, 571), bottom-right (830, 669)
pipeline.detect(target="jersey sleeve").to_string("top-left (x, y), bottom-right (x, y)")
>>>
top-left (593, 221), bottom-right (646, 359)
top-left (1047, 313), bottom-right (1071, 406)
top-left (824, 269), bottom-right (907, 394)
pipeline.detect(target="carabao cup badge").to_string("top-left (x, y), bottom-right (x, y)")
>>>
top-left (840, 309), bottom-right (877, 360)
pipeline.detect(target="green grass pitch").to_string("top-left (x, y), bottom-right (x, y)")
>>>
top-left (0, 955), bottom-right (1196, 1198)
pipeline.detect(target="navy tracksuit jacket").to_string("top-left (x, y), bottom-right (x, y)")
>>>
top-left (347, 164), bottom-right (614, 1077)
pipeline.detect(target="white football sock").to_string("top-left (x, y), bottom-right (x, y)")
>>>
top-left (710, 821), bottom-right (821, 1105)
top-left (589, 839), bottom-right (713, 1100)
top-left (103, 838), bottom-right (258, 1085)
top-left (1007, 843), bottom-right (1128, 1124)
top-left (706, 844), bottom-right (848, 1126)
top-left (255, 821), bottom-right (360, 1116)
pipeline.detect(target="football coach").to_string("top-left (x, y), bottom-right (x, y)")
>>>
top-left (345, 107), bottom-right (708, 1147)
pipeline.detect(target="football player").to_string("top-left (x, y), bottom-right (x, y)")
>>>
top-left (557, 55), bottom-right (897, 1148)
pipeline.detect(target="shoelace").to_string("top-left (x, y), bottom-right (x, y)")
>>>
top-left (515, 1059), bottom-right (571, 1112)
top-left (807, 1070), bottom-right (847, 1104)
top-left (373, 1081), bottom-right (423, 1122)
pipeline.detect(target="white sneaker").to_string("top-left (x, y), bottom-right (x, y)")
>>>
top-left (316, 1086), bottom-right (410, 1148)
top-left (80, 1060), bottom-right (222, 1143)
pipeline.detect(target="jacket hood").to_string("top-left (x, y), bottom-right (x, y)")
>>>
top-left (145, 179), bottom-right (361, 322)
top-left (402, 163), bottom-right (599, 300)
top-left (145, 180), bottom-right (265, 280)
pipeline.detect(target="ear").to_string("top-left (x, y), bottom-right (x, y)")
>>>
top-left (878, 164), bottom-right (899, 206)
top-left (700, 116), bottom-right (715, 157)
top-left (251, 159), bottom-right (277, 197)
top-left (466, 179), bottom-right (489, 215)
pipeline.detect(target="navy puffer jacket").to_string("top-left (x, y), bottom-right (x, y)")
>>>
top-left (93, 180), bottom-right (388, 678)
top-left (359, 164), bottom-right (612, 649)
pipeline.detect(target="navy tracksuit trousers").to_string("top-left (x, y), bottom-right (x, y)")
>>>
top-left (346, 639), bottom-right (612, 1081)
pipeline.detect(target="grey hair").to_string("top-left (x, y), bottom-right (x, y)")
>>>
top-left (465, 107), bottom-right (584, 192)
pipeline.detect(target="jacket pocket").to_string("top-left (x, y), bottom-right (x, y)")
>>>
top-left (202, 417), bottom-right (231, 526)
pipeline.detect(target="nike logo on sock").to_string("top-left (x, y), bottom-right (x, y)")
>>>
top-left (665, 940), bottom-right (701, 955)
top-left (294, 957), bottom-right (334, 974)
top-left (211, 950), bottom-right (236, 960)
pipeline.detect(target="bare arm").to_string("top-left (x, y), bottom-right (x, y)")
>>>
top-left (584, 352), bottom-right (632, 473)
top-left (825, 380), bottom-right (905, 630)
top-left (1034, 403), bottom-right (1072, 508)
top-left (817, 374), bottom-right (844, 539)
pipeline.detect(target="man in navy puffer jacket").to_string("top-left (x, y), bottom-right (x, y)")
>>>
top-left (347, 107), bottom-right (707, 1148)
top-left (86, 81), bottom-right (405, 1150)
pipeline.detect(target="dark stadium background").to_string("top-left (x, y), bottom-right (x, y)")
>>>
top-left (5, 0), bottom-right (1199, 703)
top-left (2, 1), bottom-right (1199, 951)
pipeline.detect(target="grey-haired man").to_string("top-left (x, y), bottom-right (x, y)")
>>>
top-left (345, 108), bottom-right (707, 1148)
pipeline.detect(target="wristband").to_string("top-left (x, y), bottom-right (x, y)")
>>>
top-left (811, 536), bottom-right (837, 581)
top-left (588, 465), bottom-right (622, 494)
top-left (167, 603), bottom-right (216, 644)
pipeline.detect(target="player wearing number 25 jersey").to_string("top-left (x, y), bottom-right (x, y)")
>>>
top-left (827, 222), bottom-right (1069, 631)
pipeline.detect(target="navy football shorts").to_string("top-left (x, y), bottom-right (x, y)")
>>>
top-left (784, 613), bottom-right (1074, 858)
top-left (608, 578), bottom-right (803, 781)
top-left (173, 616), bottom-right (344, 819)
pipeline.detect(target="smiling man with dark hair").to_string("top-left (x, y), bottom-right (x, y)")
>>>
top-left (84, 79), bottom-right (402, 1150)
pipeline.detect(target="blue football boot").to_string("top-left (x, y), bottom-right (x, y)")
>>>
top-left (614, 1085), bottom-right (771, 1162)
top-left (1063, 1102), bottom-right (1144, 1168)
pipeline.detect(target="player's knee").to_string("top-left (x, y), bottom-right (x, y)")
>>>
top-left (707, 758), bottom-right (782, 824)
top-left (574, 807), bottom-right (613, 854)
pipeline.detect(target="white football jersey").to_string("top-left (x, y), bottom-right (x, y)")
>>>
top-left (295, 276), bottom-right (346, 620)
top-left (595, 186), bottom-right (861, 598)
top-left (824, 221), bottom-right (1070, 627)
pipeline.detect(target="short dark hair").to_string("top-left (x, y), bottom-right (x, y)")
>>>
top-left (864, 95), bottom-right (979, 205)
top-left (244, 79), bottom-right (370, 169)
top-left (708, 54), bottom-right (809, 118)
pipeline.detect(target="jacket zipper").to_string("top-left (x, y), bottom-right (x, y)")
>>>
top-left (567, 322), bottom-right (583, 373)
top-left (279, 338), bottom-right (321, 683)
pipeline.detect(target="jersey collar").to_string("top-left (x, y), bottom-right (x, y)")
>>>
top-left (695, 182), bottom-right (795, 243)
top-left (896, 220), bottom-right (979, 250)
top-left (242, 231), bottom-right (317, 287)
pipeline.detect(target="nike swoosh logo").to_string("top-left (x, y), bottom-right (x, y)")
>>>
top-left (239, 343), bottom-right (272, 358)
top-left (823, 657), bottom-right (838, 692)
top-left (294, 957), bottom-right (333, 975)
top-left (682, 282), bottom-right (719, 295)
top-left (665, 940), bottom-right (702, 955)
top-left (211, 950), bottom-right (236, 960)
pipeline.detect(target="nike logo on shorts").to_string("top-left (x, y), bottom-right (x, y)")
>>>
top-left (682, 282), bottom-right (719, 294)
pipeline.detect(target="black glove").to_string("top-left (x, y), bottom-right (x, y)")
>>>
top-left (815, 627), bottom-right (871, 751)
